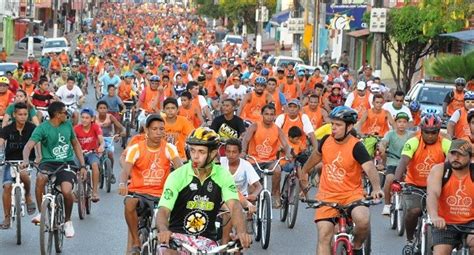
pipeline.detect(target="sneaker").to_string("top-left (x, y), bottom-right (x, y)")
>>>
top-left (64, 221), bottom-right (75, 238)
top-left (31, 213), bottom-right (41, 225)
top-left (381, 204), bottom-right (391, 215)
top-left (110, 174), bottom-right (116, 184)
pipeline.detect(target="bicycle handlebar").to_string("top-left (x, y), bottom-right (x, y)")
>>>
top-left (37, 164), bottom-right (80, 177)
top-left (301, 196), bottom-right (382, 210)
top-left (246, 156), bottom-right (285, 173)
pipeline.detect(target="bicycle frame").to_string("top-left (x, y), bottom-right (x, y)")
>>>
top-left (403, 185), bottom-right (430, 255)
top-left (449, 224), bottom-right (474, 255)
top-left (8, 161), bottom-right (30, 220)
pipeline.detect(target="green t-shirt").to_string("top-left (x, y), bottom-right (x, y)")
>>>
top-left (158, 162), bottom-right (238, 239)
top-left (381, 130), bottom-right (414, 166)
top-left (30, 121), bottom-right (76, 163)
top-left (401, 136), bottom-right (451, 158)
top-left (6, 103), bottom-right (37, 123)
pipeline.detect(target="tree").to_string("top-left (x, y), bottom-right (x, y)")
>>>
top-left (377, 0), bottom-right (469, 92)
top-left (427, 51), bottom-right (474, 81)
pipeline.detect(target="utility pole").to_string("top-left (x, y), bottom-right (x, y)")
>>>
top-left (53, 0), bottom-right (58, 37)
top-left (374, 0), bottom-right (383, 77)
top-left (27, 0), bottom-right (34, 57)
top-left (311, 0), bottom-right (319, 66)
top-left (256, 0), bottom-right (264, 53)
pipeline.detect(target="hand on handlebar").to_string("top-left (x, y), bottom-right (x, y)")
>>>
top-left (236, 232), bottom-right (252, 249)
top-left (431, 216), bottom-right (446, 230)
top-left (391, 181), bottom-right (402, 193)
top-left (370, 189), bottom-right (384, 200)
top-left (158, 230), bottom-right (172, 246)
top-left (118, 183), bottom-right (127, 196)
top-left (79, 167), bottom-right (87, 181)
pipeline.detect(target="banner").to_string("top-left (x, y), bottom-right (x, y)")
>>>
top-left (325, 4), bottom-right (367, 31)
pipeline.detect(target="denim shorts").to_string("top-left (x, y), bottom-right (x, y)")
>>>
top-left (2, 164), bottom-right (13, 185)
top-left (104, 137), bottom-right (115, 153)
top-left (85, 152), bottom-right (100, 166)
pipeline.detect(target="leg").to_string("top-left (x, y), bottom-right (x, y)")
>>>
top-left (124, 197), bottom-right (140, 248)
top-left (1, 184), bottom-right (12, 226)
top-left (432, 244), bottom-right (453, 255)
top-left (383, 174), bottom-right (394, 205)
top-left (467, 234), bottom-right (474, 254)
top-left (35, 173), bottom-right (48, 213)
top-left (405, 207), bottom-right (422, 241)
top-left (271, 164), bottom-right (281, 197)
top-left (351, 205), bottom-right (371, 249)
top-left (60, 181), bottom-right (74, 221)
top-left (91, 162), bottom-right (100, 200)
top-left (316, 220), bottom-right (335, 255)
top-left (19, 171), bottom-right (33, 204)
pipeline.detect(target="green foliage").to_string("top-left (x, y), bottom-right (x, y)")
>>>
top-left (427, 52), bottom-right (474, 80)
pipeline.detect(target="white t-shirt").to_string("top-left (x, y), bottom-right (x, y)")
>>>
top-left (56, 85), bottom-right (83, 105)
top-left (177, 95), bottom-right (208, 109)
top-left (275, 113), bottom-right (315, 135)
top-left (220, 157), bottom-right (260, 196)
top-left (224, 85), bottom-right (248, 101)
top-left (382, 102), bottom-right (413, 121)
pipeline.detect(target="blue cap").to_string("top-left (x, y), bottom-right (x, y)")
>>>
top-left (80, 108), bottom-right (95, 117)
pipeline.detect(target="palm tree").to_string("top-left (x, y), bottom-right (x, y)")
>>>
top-left (427, 51), bottom-right (474, 80)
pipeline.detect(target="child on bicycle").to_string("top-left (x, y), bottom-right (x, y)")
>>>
top-left (281, 126), bottom-right (305, 173)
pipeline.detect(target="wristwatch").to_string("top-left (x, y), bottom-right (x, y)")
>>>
top-left (80, 165), bottom-right (86, 169)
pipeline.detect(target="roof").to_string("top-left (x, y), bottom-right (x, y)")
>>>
top-left (347, 29), bottom-right (370, 38)
top-left (439, 30), bottom-right (474, 42)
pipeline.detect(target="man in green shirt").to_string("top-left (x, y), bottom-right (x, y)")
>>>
top-left (22, 101), bottom-right (87, 238)
top-left (156, 127), bottom-right (251, 252)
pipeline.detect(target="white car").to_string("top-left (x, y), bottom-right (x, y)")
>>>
top-left (221, 35), bottom-right (243, 47)
top-left (16, 36), bottom-right (45, 50)
top-left (295, 63), bottom-right (325, 75)
top-left (0, 63), bottom-right (18, 76)
top-left (272, 56), bottom-right (304, 72)
top-left (42, 37), bottom-right (70, 55)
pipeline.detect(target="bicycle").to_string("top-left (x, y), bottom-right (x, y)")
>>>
top-left (447, 224), bottom-right (474, 255)
top-left (98, 149), bottom-right (114, 193)
top-left (280, 151), bottom-right (309, 229)
top-left (389, 182), bottom-right (405, 236)
top-left (3, 160), bottom-right (34, 245)
top-left (125, 193), bottom-right (160, 255)
top-left (301, 197), bottom-right (380, 255)
top-left (247, 156), bottom-right (284, 249)
top-left (401, 185), bottom-right (432, 255)
top-left (159, 238), bottom-right (243, 254)
top-left (38, 164), bottom-right (79, 255)
top-left (121, 100), bottom-right (135, 149)
top-left (76, 157), bottom-right (92, 220)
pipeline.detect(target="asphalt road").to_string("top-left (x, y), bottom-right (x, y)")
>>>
top-left (0, 85), bottom-right (407, 255)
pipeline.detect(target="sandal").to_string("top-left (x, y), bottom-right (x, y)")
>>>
top-left (0, 218), bottom-right (11, 229)
top-left (27, 202), bottom-right (36, 215)
top-left (91, 194), bottom-right (100, 203)
top-left (128, 246), bottom-right (141, 255)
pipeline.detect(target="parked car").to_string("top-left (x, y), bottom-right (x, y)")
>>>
top-left (221, 34), bottom-right (243, 47)
top-left (295, 63), bottom-right (325, 75)
top-left (0, 62), bottom-right (18, 76)
top-left (272, 56), bottom-right (304, 73)
top-left (405, 79), bottom-right (455, 127)
top-left (16, 36), bottom-right (45, 51)
top-left (42, 37), bottom-right (70, 55)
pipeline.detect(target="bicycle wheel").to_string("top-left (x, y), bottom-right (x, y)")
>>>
top-left (139, 228), bottom-right (149, 255)
top-left (287, 176), bottom-right (300, 229)
top-left (122, 121), bottom-right (131, 149)
top-left (423, 223), bottom-right (433, 255)
top-left (397, 207), bottom-right (406, 237)
top-left (77, 180), bottom-right (86, 220)
top-left (260, 192), bottom-right (271, 249)
top-left (363, 228), bottom-right (372, 255)
top-left (253, 199), bottom-right (261, 242)
top-left (279, 175), bottom-right (289, 222)
top-left (335, 239), bottom-right (350, 255)
top-left (40, 199), bottom-right (53, 255)
top-left (104, 157), bottom-right (113, 193)
top-left (389, 203), bottom-right (397, 230)
top-left (85, 171), bottom-right (92, 215)
top-left (14, 187), bottom-right (22, 245)
top-left (99, 163), bottom-right (104, 189)
top-left (54, 194), bottom-right (65, 253)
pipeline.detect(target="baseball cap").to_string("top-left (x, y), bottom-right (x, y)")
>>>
top-left (357, 81), bottom-right (366, 91)
top-left (28, 53), bottom-right (35, 58)
top-left (449, 139), bottom-right (472, 156)
top-left (80, 108), bottom-right (95, 117)
top-left (288, 99), bottom-right (301, 108)
top-left (145, 114), bottom-right (164, 128)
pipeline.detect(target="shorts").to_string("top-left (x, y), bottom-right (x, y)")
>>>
top-left (84, 152), bottom-right (100, 166)
top-left (2, 164), bottom-right (13, 185)
top-left (432, 221), bottom-right (474, 247)
top-left (403, 187), bottom-right (426, 210)
top-left (385, 165), bottom-right (397, 175)
top-left (282, 162), bottom-right (295, 173)
top-left (39, 161), bottom-right (77, 188)
top-left (252, 161), bottom-right (277, 176)
top-left (104, 137), bottom-right (115, 153)
top-left (314, 192), bottom-right (365, 221)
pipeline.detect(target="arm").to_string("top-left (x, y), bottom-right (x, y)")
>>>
top-left (171, 157), bottom-right (183, 169)
top-left (97, 134), bottom-right (105, 153)
top-left (22, 140), bottom-right (37, 165)
top-left (241, 123), bottom-right (257, 156)
top-left (110, 114), bottom-right (125, 135)
top-left (31, 115), bottom-right (40, 126)
top-left (156, 207), bottom-right (172, 245)
top-left (361, 160), bottom-right (383, 194)
top-left (321, 109), bottom-right (330, 124)
top-left (1, 114), bottom-right (10, 128)
top-left (426, 164), bottom-right (445, 229)
top-left (71, 138), bottom-right (85, 167)
top-left (194, 107), bottom-right (205, 126)
top-left (278, 128), bottom-right (292, 157)
top-left (236, 93), bottom-right (250, 116)
top-left (299, 149), bottom-right (322, 191)
top-left (247, 181), bottom-right (262, 202)
top-left (393, 155), bottom-right (411, 181)
top-left (446, 121), bottom-right (455, 139)
top-left (296, 83), bottom-right (302, 99)
top-left (354, 111), bottom-right (368, 132)
top-left (387, 111), bottom-right (395, 129)
top-left (226, 199), bottom-right (247, 236)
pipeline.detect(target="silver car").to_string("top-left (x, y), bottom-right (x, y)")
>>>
top-left (16, 36), bottom-right (45, 50)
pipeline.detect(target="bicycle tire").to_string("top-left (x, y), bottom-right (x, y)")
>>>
top-left (260, 192), bottom-right (271, 249)
top-left (99, 163), bottom-right (104, 190)
top-left (77, 179), bottom-right (86, 220)
top-left (122, 121), bottom-right (131, 149)
top-left (423, 223), bottom-right (433, 255)
top-left (253, 199), bottom-right (261, 242)
top-left (287, 176), bottom-right (300, 229)
top-left (389, 204), bottom-right (397, 230)
top-left (335, 239), bottom-right (350, 255)
top-left (363, 228), bottom-right (372, 255)
top-left (14, 187), bottom-right (22, 245)
top-left (86, 171), bottom-right (92, 215)
top-left (139, 228), bottom-right (150, 255)
top-left (39, 199), bottom-right (53, 255)
top-left (279, 175), bottom-right (289, 222)
top-left (104, 157), bottom-right (113, 193)
top-left (54, 194), bottom-right (65, 253)
top-left (397, 207), bottom-right (405, 236)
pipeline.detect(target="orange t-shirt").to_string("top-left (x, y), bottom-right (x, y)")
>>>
top-left (280, 81), bottom-right (298, 100)
top-left (248, 122), bottom-right (280, 163)
top-left (141, 86), bottom-right (160, 113)
top-left (412, 111), bottom-right (421, 126)
top-left (438, 170), bottom-right (474, 224)
top-left (118, 81), bottom-right (133, 101)
top-left (360, 109), bottom-right (390, 136)
top-left (125, 140), bottom-right (178, 197)
top-left (446, 90), bottom-right (464, 116)
top-left (0, 91), bottom-right (14, 117)
top-left (240, 92), bottom-right (268, 123)
top-left (164, 116), bottom-right (194, 159)
top-left (268, 90), bottom-right (283, 115)
top-left (178, 105), bottom-right (201, 128)
top-left (50, 58), bottom-right (61, 71)
top-left (351, 91), bottom-right (371, 119)
top-left (59, 53), bottom-right (69, 65)
top-left (303, 105), bottom-right (324, 130)
top-left (280, 113), bottom-right (307, 148)
top-left (21, 83), bottom-right (35, 97)
top-left (454, 108), bottom-right (470, 139)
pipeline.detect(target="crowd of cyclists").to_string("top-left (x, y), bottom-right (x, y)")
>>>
top-left (0, 2), bottom-right (472, 255)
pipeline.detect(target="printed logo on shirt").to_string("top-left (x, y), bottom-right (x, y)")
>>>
top-left (446, 180), bottom-right (472, 216)
top-left (52, 133), bottom-right (70, 160)
top-left (184, 210), bottom-right (208, 235)
top-left (324, 151), bottom-right (346, 183)
top-left (255, 138), bottom-right (273, 158)
top-left (141, 153), bottom-right (166, 186)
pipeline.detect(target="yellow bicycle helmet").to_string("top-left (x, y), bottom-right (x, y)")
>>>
top-left (186, 127), bottom-right (220, 149)
top-left (0, 76), bottom-right (9, 84)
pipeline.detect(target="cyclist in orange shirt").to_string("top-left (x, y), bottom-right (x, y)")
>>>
top-left (48, 54), bottom-right (62, 74)
top-left (447, 91), bottom-right (474, 139)
top-left (0, 77), bottom-right (15, 121)
top-left (409, 101), bottom-right (421, 127)
top-left (241, 104), bottom-right (292, 208)
top-left (393, 113), bottom-right (451, 246)
top-left (20, 73), bottom-right (35, 98)
top-left (59, 50), bottom-right (70, 66)
top-left (303, 94), bottom-right (329, 130)
top-left (178, 92), bottom-right (204, 128)
top-left (266, 77), bottom-right (287, 115)
top-left (300, 106), bottom-right (383, 255)
top-left (426, 139), bottom-right (474, 254)
top-left (355, 94), bottom-right (394, 137)
top-left (162, 98), bottom-right (194, 160)
top-left (280, 73), bottom-right (301, 101)
top-left (238, 76), bottom-right (272, 123)
top-left (118, 114), bottom-right (182, 255)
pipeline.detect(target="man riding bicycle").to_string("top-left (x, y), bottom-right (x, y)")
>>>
top-left (393, 113), bottom-right (452, 248)
top-left (156, 127), bottom-right (251, 253)
top-left (299, 106), bottom-right (384, 255)
top-left (22, 101), bottom-right (88, 238)
top-left (426, 139), bottom-right (474, 255)
top-left (119, 114), bottom-right (182, 255)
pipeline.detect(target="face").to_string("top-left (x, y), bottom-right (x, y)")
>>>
top-left (364, 68), bottom-right (372, 76)
top-left (393, 95), bottom-right (404, 108)
top-left (395, 118), bottom-right (408, 131)
top-left (97, 104), bottom-right (108, 114)
top-left (314, 87), bottom-right (323, 96)
top-left (373, 98), bottom-right (384, 110)
top-left (221, 101), bottom-right (234, 115)
top-left (254, 83), bottom-right (265, 95)
top-left (421, 130), bottom-right (439, 145)
top-left (15, 91), bottom-right (27, 102)
top-left (190, 86), bottom-right (199, 96)
top-left (13, 108), bottom-right (28, 124)
top-left (470, 118), bottom-right (474, 134)
top-left (164, 103), bottom-right (178, 118)
top-left (289, 136), bottom-right (301, 144)
top-left (80, 113), bottom-right (93, 126)
top-left (331, 119), bottom-right (351, 140)
top-left (56, 107), bottom-right (67, 122)
top-left (40, 81), bottom-right (48, 90)
top-left (448, 151), bottom-right (470, 170)
top-left (332, 88), bottom-right (341, 95)
top-left (150, 80), bottom-right (159, 90)
top-left (308, 97), bottom-right (319, 109)
top-left (67, 80), bottom-right (75, 89)
top-left (225, 144), bottom-right (240, 162)
top-left (0, 83), bottom-right (8, 93)
top-left (145, 120), bottom-right (165, 143)
top-left (456, 83), bottom-right (465, 91)
top-left (181, 96), bottom-right (190, 107)
top-left (108, 86), bottom-right (116, 96)
top-left (190, 145), bottom-right (215, 168)
top-left (262, 108), bottom-right (275, 124)
top-left (287, 104), bottom-right (299, 116)
top-left (357, 89), bottom-right (366, 96)
top-left (266, 81), bottom-right (276, 92)
top-left (24, 78), bottom-right (32, 85)
top-left (465, 100), bottom-right (474, 110)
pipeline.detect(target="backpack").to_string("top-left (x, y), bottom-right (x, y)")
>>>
top-left (442, 162), bottom-right (474, 187)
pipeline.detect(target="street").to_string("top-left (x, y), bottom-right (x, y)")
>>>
top-left (0, 88), bottom-right (406, 254)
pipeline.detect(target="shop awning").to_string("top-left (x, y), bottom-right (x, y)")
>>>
top-left (347, 28), bottom-right (370, 38)
top-left (269, 10), bottom-right (291, 26)
top-left (439, 30), bottom-right (474, 41)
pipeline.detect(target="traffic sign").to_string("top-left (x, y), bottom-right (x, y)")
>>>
top-left (255, 6), bottom-right (269, 22)
top-left (370, 8), bottom-right (387, 33)
top-left (287, 18), bottom-right (304, 34)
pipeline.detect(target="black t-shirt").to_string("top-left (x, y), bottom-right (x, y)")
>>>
top-left (210, 114), bottom-right (246, 140)
top-left (0, 122), bottom-right (36, 160)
